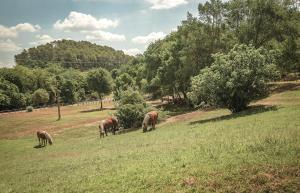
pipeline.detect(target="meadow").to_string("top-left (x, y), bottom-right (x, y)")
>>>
top-left (0, 83), bottom-right (299, 193)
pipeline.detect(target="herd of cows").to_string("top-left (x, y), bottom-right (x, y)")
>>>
top-left (36, 111), bottom-right (159, 147)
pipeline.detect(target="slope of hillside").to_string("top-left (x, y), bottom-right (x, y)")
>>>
top-left (0, 84), bottom-right (299, 192)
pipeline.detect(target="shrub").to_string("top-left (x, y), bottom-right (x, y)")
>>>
top-left (32, 89), bottom-right (49, 106)
top-left (115, 89), bottom-right (148, 129)
top-left (0, 93), bottom-right (11, 110)
top-left (118, 89), bottom-right (145, 106)
top-left (188, 44), bottom-right (280, 112)
top-left (26, 106), bottom-right (33, 112)
top-left (0, 78), bottom-right (26, 110)
top-left (115, 104), bottom-right (146, 129)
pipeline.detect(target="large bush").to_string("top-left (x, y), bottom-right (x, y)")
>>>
top-left (115, 89), bottom-right (148, 129)
top-left (116, 104), bottom-right (146, 129)
top-left (32, 89), bottom-right (49, 106)
top-left (118, 89), bottom-right (145, 106)
top-left (188, 44), bottom-right (279, 112)
top-left (0, 78), bottom-right (26, 110)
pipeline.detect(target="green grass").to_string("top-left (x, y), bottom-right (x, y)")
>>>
top-left (0, 102), bottom-right (114, 138)
top-left (0, 89), bottom-right (299, 192)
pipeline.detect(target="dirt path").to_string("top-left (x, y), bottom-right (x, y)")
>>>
top-left (2, 81), bottom-right (299, 139)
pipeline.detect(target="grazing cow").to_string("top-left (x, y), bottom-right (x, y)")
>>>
top-left (142, 111), bottom-right (158, 132)
top-left (37, 131), bottom-right (53, 146)
top-left (99, 117), bottom-right (119, 138)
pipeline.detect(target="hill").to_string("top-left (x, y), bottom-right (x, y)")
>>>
top-left (15, 40), bottom-right (133, 71)
top-left (0, 82), bottom-right (299, 192)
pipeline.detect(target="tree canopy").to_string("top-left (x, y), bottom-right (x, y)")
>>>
top-left (188, 44), bottom-right (280, 112)
top-left (15, 40), bottom-right (133, 71)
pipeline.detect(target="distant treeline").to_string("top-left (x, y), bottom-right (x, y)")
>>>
top-left (15, 40), bottom-right (133, 71)
top-left (1, 0), bottom-right (299, 112)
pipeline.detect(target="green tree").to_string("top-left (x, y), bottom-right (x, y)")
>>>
top-left (87, 68), bottom-right (113, 109)
top-left (32, 89), bottom-right (50, 106)
top-left (188, 44), bottom-right (279, 112)
top-left (115, 89), bottom-right (148, 129)
top-left (113, 73), bottom-right (137, 100)
top-left (0, 78), bottom-right (26, 110)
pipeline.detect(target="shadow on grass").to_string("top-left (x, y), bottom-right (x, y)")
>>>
top-left (157, 103), bottom-right (194, 117)
top-left (269, 82), bottom-right (300, 94)
top-left (80, 107), bottom-right (116, 113)
top-left (190, 105), bottom-right (278, 125)
top-left (33, 144), bottom-right (44, 149)
top-left (116, 127), bottom-right (140, 135)
top-left (116, 127), bottom-right (157, 135)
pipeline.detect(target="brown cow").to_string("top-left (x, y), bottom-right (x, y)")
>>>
top-left (37, 131), bottom-right (53, 146)
top-left (142, 111), bottom-right (158, 132)
top-left (99, 117), bottom-right (119, 138)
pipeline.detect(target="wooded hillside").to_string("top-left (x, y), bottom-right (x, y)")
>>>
top-left (15, 40), bottom-right (132, 71)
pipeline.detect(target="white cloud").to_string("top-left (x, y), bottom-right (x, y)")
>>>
top-left (0, 23), bottom-right (40, 38)
top-left (86, 31), bottom-right (126, 42)
top-left (54, 11), bottom-right (119, 32)
top-left (12, 23), bottom-right (41, 32)
top-left (30, 34), bottom-right (57, 45)
top-left (0, 39), bottom-right (22, 52)
top-left (132, 32), bottom-right (166, 44)
top-left (147, 0), bottom-right (188, 9)
top-left (0, 25), bottom-right (17, 38)
top-left (123, 48), bottom-right (142, 56)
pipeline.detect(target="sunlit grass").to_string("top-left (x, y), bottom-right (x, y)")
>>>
top-left (0, 88), bottom-right (299, 192)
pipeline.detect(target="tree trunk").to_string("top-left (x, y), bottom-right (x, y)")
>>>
top-left (56, 87), bottom-right (61, 121)
top-left (99, 94), bottom-right (103, 109)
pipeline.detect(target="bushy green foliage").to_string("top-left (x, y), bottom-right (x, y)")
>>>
top-left (26, 106), bottom-right (33, 112)
top-left (0, 93), bottom-right (11, 110)
top-left (87, 68), bottom-right (113, 96)
top-left (59, 69), bottom-right (87, 104)
top-left (115, 90), bottom-right (148, 129)
top-left (0, 78), bottom-right (26, 110)
top-left (188, 44), bottom-right (279, 112)
top-left (32, 89), bottom-right (49, 106)
top-left (115, 104), bottom-right (146, 129)
top-left (87, 68), bottom-right (113, 109)
top-left (117, 89), bottom-right (146, 106)
top-left (142, 0), bottom-right (299, 102)
top-left (113, 73), bottom-right (137, 100)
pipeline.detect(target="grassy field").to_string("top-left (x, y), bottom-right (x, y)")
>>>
top-left (0, 101), bottom-right (114, 139)
top-left (0, 83), bottom-right (299, 193)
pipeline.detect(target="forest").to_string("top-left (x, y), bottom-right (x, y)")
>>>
top-left (0, 0), bottom-right (299, 112)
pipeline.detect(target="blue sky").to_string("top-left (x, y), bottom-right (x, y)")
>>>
top-left (0, 0), bottom-right (204, 67)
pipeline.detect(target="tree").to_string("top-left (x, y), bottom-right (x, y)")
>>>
top-left (87, 68), bottom-right (113, 109)
top-left (188, 44), bottom-right (279, 112)
top-left (0, 78), bottom-right (26, 110)
top-left (225, 0), bottom-right (300, 72)
top-left (115, 89), bottom-right (148, 129)
top-left (32, 89), bottom-right (49, 106)
top-left (113, 73), bottom-right (137, 100)
top-left (60, 69), bottom-right (86, 104)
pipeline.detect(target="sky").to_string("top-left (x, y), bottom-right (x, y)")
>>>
top-left (0, 0), bottom-right (205, 68)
